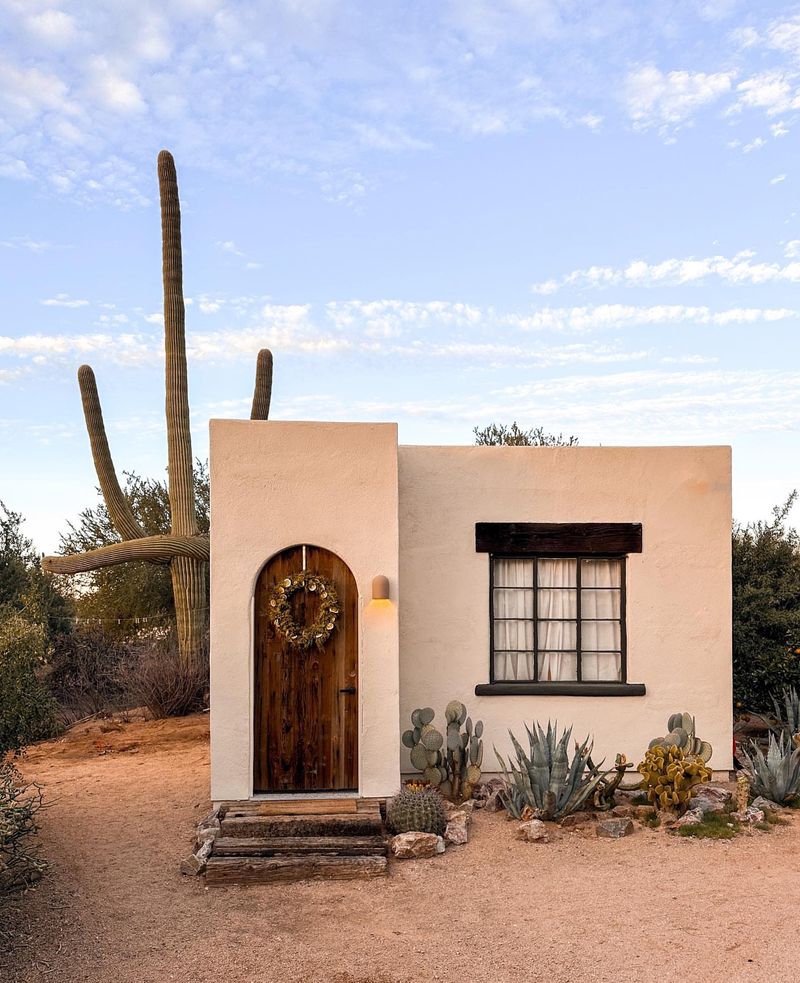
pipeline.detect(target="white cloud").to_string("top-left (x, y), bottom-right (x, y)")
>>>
top-left (26, 9), bottom-right (79, 46)
top-left (785, 240), bottom-right (800, 258)
top-left (518, 304), bottom-right (795, 333)
top-left (733, 72), bottom-right (800, 116)
top-left (770, 174), bottom-right (787, 185)
top-left (625, 66), bottom-right (733, 127)
top-left (87, 57), bottom-right (147, 114)
top-left (532, 251), bottom-right (800, 292)
top-left (40, 294), bottom-right (90, 308)
top-left (0, 236), bottom-right (62, 253)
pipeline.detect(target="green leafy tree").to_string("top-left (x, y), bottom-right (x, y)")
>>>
top-left (732, 494), bottom-right (800, 712)
top-left (0, 613), bottom-right (57, 755)
top-left (473, 422), bottom-right (579, 446)
top-left (57, 464), bottom-right (210, 640)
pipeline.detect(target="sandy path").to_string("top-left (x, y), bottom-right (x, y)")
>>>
top-left (3, 713), bottom-right (800, 983)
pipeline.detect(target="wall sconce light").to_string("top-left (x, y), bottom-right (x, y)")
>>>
top-left (371, 575), bottom-right (390, 601)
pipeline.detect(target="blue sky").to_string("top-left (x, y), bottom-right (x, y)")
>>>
top-left (1, 0), bottom-right (800, 552)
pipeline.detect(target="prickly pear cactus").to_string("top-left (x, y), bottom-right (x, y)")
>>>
top-left (386, 785), bottom-right (447, 835)
top-left (648, 711), bottom-right (713, 763)
top-left (637, 745), bottom-right (712, 813)
top-left (402, 702), bottom-right (484, 802)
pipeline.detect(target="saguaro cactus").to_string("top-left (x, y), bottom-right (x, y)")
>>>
top-left (43, 150), bottom-right (273, 667)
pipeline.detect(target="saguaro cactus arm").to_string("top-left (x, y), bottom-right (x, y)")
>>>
top-left (158, 149), bottom-right (197, 540)
top-left (42, 534), bottom-right (210, 574)
top-left (250, 348), bottom-right (273, 421)
top-left (77, 364), bottom-right (144, 542)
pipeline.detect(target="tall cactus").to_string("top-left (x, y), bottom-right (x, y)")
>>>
top-left (42, 150), bottom-right (272, 667)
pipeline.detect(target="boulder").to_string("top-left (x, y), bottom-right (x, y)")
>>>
top-left (752, 796), bottom-right (781, 813)
top-left (691, 794), bottom-right (725, 815)
top-left (390, 832), bottom-right (446, 859)
top-left (692, 784), bottom-right (731, 805)
top-left (732, 805), bottom-right (765, 825)
top-left (610, 804), bottom-right (632, 818)
top-left (596, 817), bottom-right (635, 839)
top-left (674, 808), bottom-right (704, 828)
top-left (633, 805), bottom-right (656, 820)
top-left (443, 799), bottom-right (474, 822)
top-left (559, 811), bottom-right (596, 828)
top-left (444, 811), bottom-right (469, 846)
top-left (515, 819), bottom-right (550, 843)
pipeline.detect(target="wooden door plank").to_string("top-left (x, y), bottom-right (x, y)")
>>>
top-left (222, 798), bottom-right (360, 816)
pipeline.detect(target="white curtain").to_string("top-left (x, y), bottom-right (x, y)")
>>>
top-left (493, 559), bottom-right (534, 680)
top-left (580, 559), bottom-right (621, 681)
top-left (537, 559), bottom-right (577, 681)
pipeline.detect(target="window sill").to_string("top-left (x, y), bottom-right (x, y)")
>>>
top-left (474, 682), bottom-right (646, 697)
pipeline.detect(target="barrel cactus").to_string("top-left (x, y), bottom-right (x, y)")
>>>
top-left (637, 745), bottom-right (712, 812)
top-left (402, 701), bottom-right (483, 802)
top-left (386, 785), bottom-right (447, 835)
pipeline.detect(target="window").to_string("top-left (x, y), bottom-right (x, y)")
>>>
top-left (491, 556), bottom-right (625, 684)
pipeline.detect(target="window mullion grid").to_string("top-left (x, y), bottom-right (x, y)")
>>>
top-left (533, 558), bottom-right (538, 683)
top-left (575, 558), bottom-right (582, 683)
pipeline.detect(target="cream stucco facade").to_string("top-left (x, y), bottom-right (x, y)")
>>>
top-left (209, 420), bottom-right (732, 802)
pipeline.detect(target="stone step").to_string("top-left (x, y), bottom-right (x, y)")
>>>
top-left (205, 854), bottom-right (388, 885)
top-left (219, 812), bottom-right (383, 839)
top-left (212, 835), bottom-right (387, 857)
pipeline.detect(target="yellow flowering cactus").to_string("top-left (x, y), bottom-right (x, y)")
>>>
top-left (637, 745), bottom-right (712, 813)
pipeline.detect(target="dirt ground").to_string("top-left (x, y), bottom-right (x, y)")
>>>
top-left (2, 713), bottom-right (800, 983)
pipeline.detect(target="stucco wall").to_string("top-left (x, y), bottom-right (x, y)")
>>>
top-left (209, 420), bottom-right (400, 801)
top-left (398, 445), bottom-right (733, 772)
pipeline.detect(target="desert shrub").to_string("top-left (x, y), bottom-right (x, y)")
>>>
top-left (733, 495), bottom-right (800, 712)
top-left (47, 624), bottom-right (134, 723)
top-left (0, 612), bottom-right (57, 756)
top-left (124, 633), bottom-right (208, 719)
top-left (0, 762), bottom-right (45, 892)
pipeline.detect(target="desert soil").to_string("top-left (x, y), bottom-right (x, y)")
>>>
top-left (2, 713), bottom-right (800, 983)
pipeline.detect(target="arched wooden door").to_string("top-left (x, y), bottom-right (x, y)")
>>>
top-left (254, 545), bottom-right (358, 793)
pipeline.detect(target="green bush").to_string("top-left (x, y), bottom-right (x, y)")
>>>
top-left (733, 496), bottom-right (800, 713)
top-left (0, 612), bottom-right (58, 756)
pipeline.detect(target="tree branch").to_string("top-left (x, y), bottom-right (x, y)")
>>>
top-left (42, 534), bottom-right (210, 574)
top-left (77, 364), bottom-right (144, 542)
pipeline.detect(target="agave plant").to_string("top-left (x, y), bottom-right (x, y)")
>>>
top-left (769, 686), bottom-right (800, 743)
top-left (495, 721), bottom-right (608, 821)
top-left (737, 732), bottom-right (800, 805)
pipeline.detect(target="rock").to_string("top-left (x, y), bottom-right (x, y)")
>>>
top-left (596, 817), bottom-right (635, 838)
top-left (610, 805), bottom-right (632, 818)
top-left (752, 796), bottom-right (781, 813)
top-left (515, 819), bottom-right (550, 843)
top-left (633, 805), bottom-right (656, 820)
top-left (656, 811), bottom-right (678, 829)
top-left (180, 836), bottom-right (214, 876)
top-left (390, 832), bottom-right (445, 859)
top-left (691, 795), bottom-right (726, 815)
top-left (560, 811), bottom-right (596, 828)
top-left (477, 779), bottom-right (508, 812)
top-left (675, 808), bottom-right (704, 828)
top-left (444, 811), bottom-right (469, 846)
top-left (443, 799), bottom-right (474, 823)
top-left (732, 806), bottom-right (765, 825)
top-left (693, 784), bottom-right (732, 804)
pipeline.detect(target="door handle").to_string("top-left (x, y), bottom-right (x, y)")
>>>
top-left (339, 686), bottom-right (357, 694)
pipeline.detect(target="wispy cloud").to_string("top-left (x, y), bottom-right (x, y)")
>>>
top-left (40, 294), bottom-right (90, 308)
top-left (532, 251), bottom-right (800, 293)
top-left (625, 66), bottom-right (734, 129)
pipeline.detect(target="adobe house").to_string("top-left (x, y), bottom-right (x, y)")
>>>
top-left (209, 420), bottom-right (733, 803)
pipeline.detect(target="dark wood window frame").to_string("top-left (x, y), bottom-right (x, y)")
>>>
top-left (474, 523), bottom-right (646, 697)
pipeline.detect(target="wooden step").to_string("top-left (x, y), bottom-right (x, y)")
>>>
top-left (212, 835), bottom-right (386, 857)
top-left (222, 798), bottom-right (381, 818)
top-left (220, 812), bottom-right (383, 839)
top-left (205, 854), bottom-right (387, 885)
